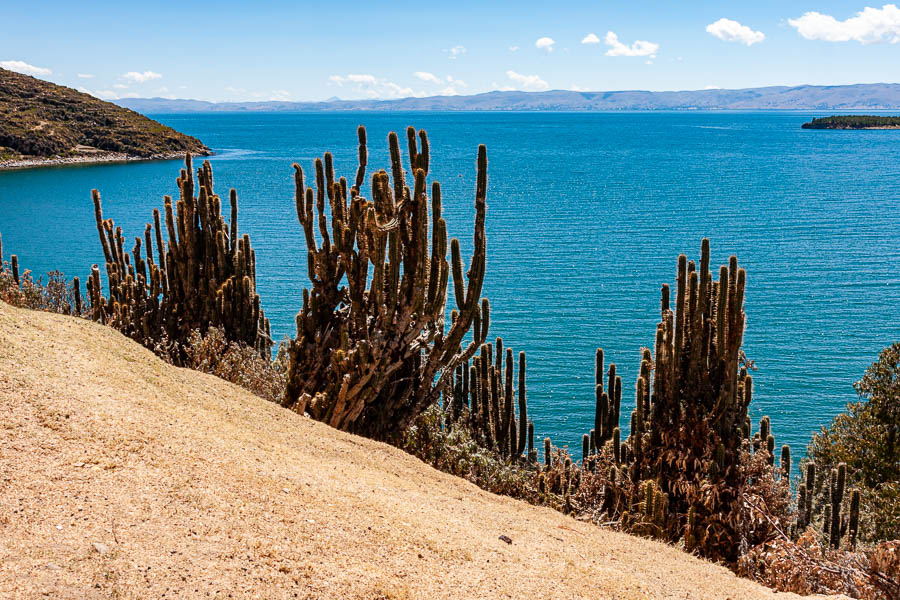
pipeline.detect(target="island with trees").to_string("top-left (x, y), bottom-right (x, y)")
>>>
top-left (802, 115), bottom-right (900, 129)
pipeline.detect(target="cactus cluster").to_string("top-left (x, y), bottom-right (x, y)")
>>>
top-left (532, 239), bottom-right (866, 559)
top-left (546, 239), bottom-right (797, 561)
top-left (795, 460), bottom-right (861, 549)
top-left (87, 155), bottom-right (271, 362)
top-left (580, 239), bottom-right (757, 558)
top-left (283, 126), bottom-right (490, 440)
top-left (441, 337), bottom-right (534, 460)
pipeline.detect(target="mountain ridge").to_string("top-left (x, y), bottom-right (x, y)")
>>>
top-left (115, 83), bottom-right (900, 113)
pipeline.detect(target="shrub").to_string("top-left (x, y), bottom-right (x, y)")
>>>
top-left (401, 405), bottom-right (539, 501)
top-left (182, 326), bottom-right (287, 403)
top-left (806, 342), bottom-right (900, 544)
top-left (1, 254), bottom-right (86, 316)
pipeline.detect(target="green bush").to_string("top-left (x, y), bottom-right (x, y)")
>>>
top-left (806, 342), bottom-right (900, 543)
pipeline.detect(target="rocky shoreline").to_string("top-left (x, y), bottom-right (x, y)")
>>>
top-left (0, 150), bottom-right (212, 171)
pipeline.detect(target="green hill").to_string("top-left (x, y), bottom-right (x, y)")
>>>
top-left (0, 67), bottom-right (208, 163)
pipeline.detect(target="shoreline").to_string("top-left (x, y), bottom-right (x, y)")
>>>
top-left (0, 149), bottom-right (212, 171)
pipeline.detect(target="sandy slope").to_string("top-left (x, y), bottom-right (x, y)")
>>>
top-left (0, 302), bottom-right (837, 599)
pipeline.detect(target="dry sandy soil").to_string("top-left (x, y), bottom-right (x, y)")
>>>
top-left (0, 302), bottom-right (840, 599)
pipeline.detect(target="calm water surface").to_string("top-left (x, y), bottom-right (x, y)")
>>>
top-left (2, 112), bottom-right (898, 465)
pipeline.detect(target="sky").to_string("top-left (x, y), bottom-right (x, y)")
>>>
top-left (2, 1), bottom-right (900, 102)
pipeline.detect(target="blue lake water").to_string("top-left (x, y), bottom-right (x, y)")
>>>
top-left (2, 112), bottom-right (899, 465)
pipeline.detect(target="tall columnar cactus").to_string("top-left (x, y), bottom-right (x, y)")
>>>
top-left (848, 489), bottom-right (861, 549)
top-left (544, 437), bottom-right (552, 471)
top-left (283, 126), bottom-right (491, 439)
top-left (780, 444), bottom-right (791, 477)
top-left (528, 421), bottom-right (535, 462)
top-left (588, 239), bottom-right (763, 562)
top-left (87, 155), bottom-right (270, 362)
top-left (10, 254), bottom-right (19, 286)
top-left (829, 462), bottom-right (847, 549)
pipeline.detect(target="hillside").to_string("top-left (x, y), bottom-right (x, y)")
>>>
top-left (0, 302), bottom-right (841, 599)
top-left (116, 83), bottom-right (900, 113)
top-left (0, 67), bottom-right (208, 166)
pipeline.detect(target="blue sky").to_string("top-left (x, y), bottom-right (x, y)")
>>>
top-left (2, 1), bottom-right (900, 102)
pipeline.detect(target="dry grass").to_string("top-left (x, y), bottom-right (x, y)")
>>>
top-left (0, 301), bottom-right (845, 599)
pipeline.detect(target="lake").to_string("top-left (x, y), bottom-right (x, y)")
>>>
top-left (2, 111), bottom-right (899, 465)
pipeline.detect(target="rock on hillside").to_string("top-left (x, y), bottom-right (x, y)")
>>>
top-left (0, 67), bottom-right (208, 162)
top-left (0, 301), bottom-right (841, 599)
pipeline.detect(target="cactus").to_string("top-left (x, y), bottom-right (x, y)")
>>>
top-left (517, 352), bottom-right (528, 457)
top-left (10, 254), bottom-right (19, 286)
top-left (780, 444), bottom-right (791, 477)
top-left (528, 420), bottom-right (535, 462)
top-left (613, 427), bottom-right (621, 465)
top-left (829, 463), bottom-right (847, 549)
top-left (585, 240), bottom-right (778, 562)
top-left (283, 127), bottom-right (490, 439)
top-left (442, 339), bottom-right (530, 461)
top-left (544, 437), bottom-right (552, 471)
top-left (849, 489), bottom-right (860, 549)
top-left (87, 156), bottom-right (270, 363)
top-left (582, 434), bottom-right (590, 463)
top-left (72, 276), bottom-right (82, 315)
top-left (796, 484), bottom-right (808, 532)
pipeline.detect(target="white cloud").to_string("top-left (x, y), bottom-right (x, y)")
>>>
top-left (508, 45), bottom-right (520, 52)
top-left (444, 45), bottom-right (466, 59)
top-left (414, 72), bottom-right (466, 93)
top-left (581, 33), bottom-right (601, 45)
top-left (77, 87), bottom-right (138, 101)
top-left (789, 4), bottom-right (900, 44)
top-left (439, 84), bottom-right (466, 96)
top-left (414, 71), bottom-right (442, 84)
top-left (0, 60), bottom-right (51, 76)
top-left (328, 73), bottom-right (420, 99)
top-left (269, 90), bottom-right (291, 101)
top-left (112, 83), bottom-right (128, 90)
top-left (570, 84), bottom-right (590, 91)
top-left (706, 18), bottom-right (765, 46)
top-left (535, 37), bottom-right (556, 52)
top-left (122, 70), bottom-right (162, 83)
top-left (604, 31), bottom-right (659, 57)
top-left (330, 74), bottom-right (377, 84)
top-left (505, 70), bottom-right (549, 91)
top-left (704, 85), bottom-right (722, 90)
top-left (77, 73), bottom-right (95, 79)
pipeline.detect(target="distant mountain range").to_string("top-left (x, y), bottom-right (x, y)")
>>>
top-left (115, 84), bottom-right (900, 113)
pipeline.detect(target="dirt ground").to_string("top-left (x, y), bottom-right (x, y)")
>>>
top-left (0, 302), bottom-right (842, 599)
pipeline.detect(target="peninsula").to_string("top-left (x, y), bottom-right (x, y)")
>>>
top-left (802, 115), bottom-right (900, 129)
top-left (0, 67), bottom-right (208, 169)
